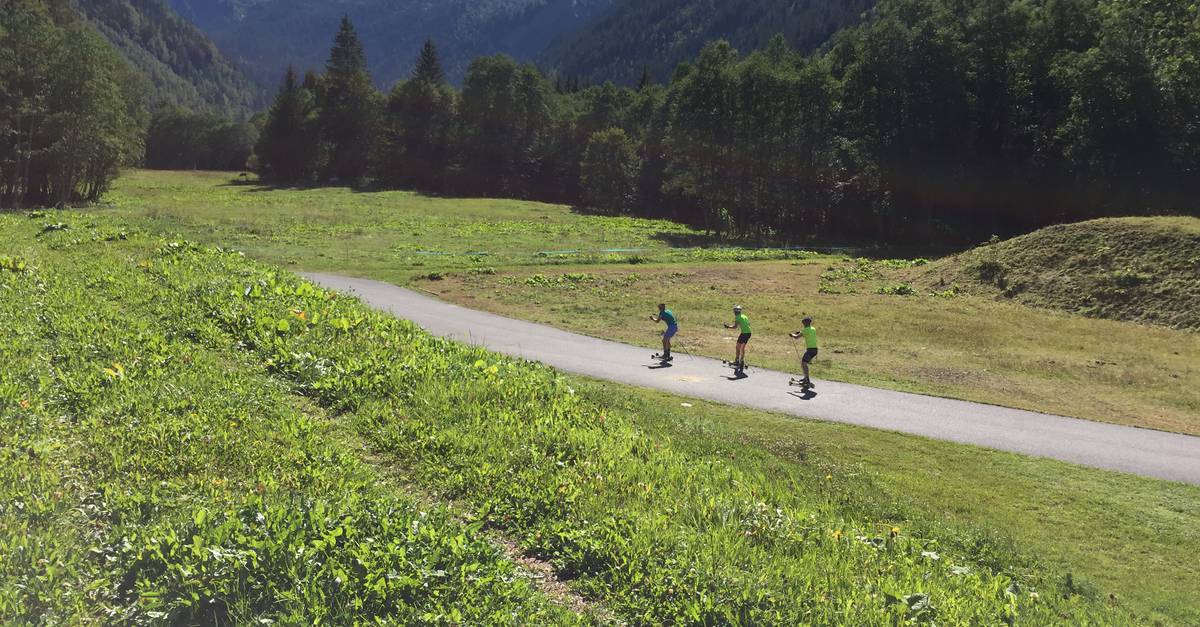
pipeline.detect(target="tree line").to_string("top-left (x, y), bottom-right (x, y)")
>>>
top-left (258, 1), bottom-right (1199, 243)
top-left (1, 0), bottom-right (145, 209)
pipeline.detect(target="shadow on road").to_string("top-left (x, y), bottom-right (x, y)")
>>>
top-left (789, 390), bottom-right (818, 401)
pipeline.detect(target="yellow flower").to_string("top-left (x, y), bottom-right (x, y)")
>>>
top-left (832, 529), bottom-right (843, 540)
top-left (825, 474), bottom-right (832, 481)
top-left (890, 526), bottom-right (901, 537)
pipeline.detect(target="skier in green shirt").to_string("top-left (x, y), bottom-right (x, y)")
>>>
top-left (789, 317), bottom-right (818, 387)
top-left (723, 305), bottom-right (752, 372)
top-left (650, 303), bottom-right (678, 361)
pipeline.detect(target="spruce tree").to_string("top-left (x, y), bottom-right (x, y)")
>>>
top-left (413, 39), bottom-right (444, 85)
top-left (637, 66), bottom-right (653, 91)
top-left (377, 40), bottom-right (455, 190)
top-left (317, 16), bottom-right (379, 183)
top-left (255, 66), bottom-right (320, 182)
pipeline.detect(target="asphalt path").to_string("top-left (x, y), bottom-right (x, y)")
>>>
top-left (305, 272), bottom-right (1200, 485)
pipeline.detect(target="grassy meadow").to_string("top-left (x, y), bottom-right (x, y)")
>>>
top-left (427, 259), bottom-right (1200, 435)
top-left (3, 212), bottom-right (1198, 623)
top-left (102, 170), bottom-right (1200, 434)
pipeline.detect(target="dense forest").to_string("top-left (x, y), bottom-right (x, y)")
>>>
top-left (166, 0), bottom-right (613, 87)
top-left (144, 107), bottom-right (260, 170)
top-left (0, 0), bottom-right (145, 209)
top-left (74, 0), bottom-right (262, 116)
top-left (256, 0), bottom-right (1199, 243)
top-left (542, 0), bottom-right (877, 85)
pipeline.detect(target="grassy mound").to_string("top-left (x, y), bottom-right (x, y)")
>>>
top-left (920, 217), bottom-right (1200, 330)
top-left (0, 212), bottom-right (1159, 623)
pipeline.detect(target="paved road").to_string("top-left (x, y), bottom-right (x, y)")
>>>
top-left (305, 273), bottom-right (1200, 485)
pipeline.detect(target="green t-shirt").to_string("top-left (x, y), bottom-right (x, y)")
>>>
top-left (735, 313), bottom-right (751, 334)
top-left (659, 310), bottom-right (677, 326)
top-left (801, 325), bottom-right (818, 349)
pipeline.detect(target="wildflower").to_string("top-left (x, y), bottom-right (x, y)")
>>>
top-left (1029, 592), bottom-right (1039, 601)
top-left (832, 529), bottom-right (843, 540)
top-left (890, 527), bottom-right (901, 537)
top-left (19, 399), bottom-right (30, 409)
top-left (825, 474), bottom-right (832, 481)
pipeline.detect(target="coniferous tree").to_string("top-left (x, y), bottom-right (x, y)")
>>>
top-left (178, 0), bottom-right (1200, 242)
top-left (317, 16), bottom-right (379, 183)
top-left (413, 39), bottom-right (445, 85)
top-left (377, 40), bottom-right (456, 190)
top-left (637, 66), bottom-right (653, 91)
top-left (255, 66), bottom-right (320, 182)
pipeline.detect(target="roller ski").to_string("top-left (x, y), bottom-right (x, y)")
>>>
top-left (789, 377), bottom-right (814, 389)
top-left (651, 353), bottom-right (674, 362)
top-left (722, 359), bottom-right (748, 375)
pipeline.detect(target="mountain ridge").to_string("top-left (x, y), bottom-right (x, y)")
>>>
top-left (167, 0), bottom-right (614, 87)
top-left (541, 0), bottom-right (879, 84)
top-left (73, 0), bottom-right (263, 116)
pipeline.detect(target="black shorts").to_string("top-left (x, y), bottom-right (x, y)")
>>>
top-left (802, 348), bottom-right (818, 363)
top-left (737, 333), bottom-right (752, 345)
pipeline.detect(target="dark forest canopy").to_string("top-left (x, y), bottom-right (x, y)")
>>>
top-left (542, 0), bottom-right (877, 85)
top-left (0, 0), bottom-right (146, 209)
top-left (145, 106), bottom-right (260, 170)
top-left (74, 0), bottom-right (263, 116)
top-left (256, 2), bottom-right (1199, 244)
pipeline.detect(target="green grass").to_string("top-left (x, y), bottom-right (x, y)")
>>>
top-left (0, 219), bottom-right (579, 623)
top-left (98, 171), bottom-right (1199, 436)
top-left (578, 382), bottom-right (1200, 625)
top-left (101, 169), bottom-right (778, 280)
top-left (2, 212), bottom-right (1177, 623)
top-left (429, 261), bottom-right (1200, 435)
top-left (920, 217), bottom-right (1200, 330)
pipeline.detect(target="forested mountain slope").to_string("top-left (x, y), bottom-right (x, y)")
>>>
top-left (542, 0), bottom-right (877, 84)
top-left (73, 0), bottom-right (262, 116)
top-left (166, 0), bottom-right (614, 87)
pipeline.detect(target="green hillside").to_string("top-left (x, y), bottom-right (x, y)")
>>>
top-left (74, 0), bottom-right (262, 115)
top-left (2, 208), bottom-right (1160, 623)
top-left (167, 0), bottom-right (613, 87)
top-left (541, 0), bottom-right (876, 84)
top-left (920, 217), bottom-right (1200, 331)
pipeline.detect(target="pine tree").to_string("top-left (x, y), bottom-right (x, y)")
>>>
top-left (317, 16), bottom-right (379, 183)
top-left (255, 66), bottom-right (320, 182)
top-left (637, 66), bottom-right (653, 91)
top-left (412, 39), bottom-right (444, 85)
top-left (377, 41), bottom-right (456, 190)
